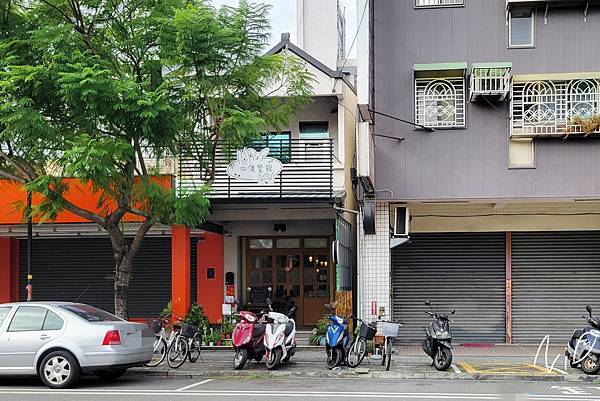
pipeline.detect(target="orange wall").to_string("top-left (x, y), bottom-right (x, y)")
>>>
top-left (197, 232), bottom-right (224, 323)
top-left (0, 177), bottom-right (171, 224)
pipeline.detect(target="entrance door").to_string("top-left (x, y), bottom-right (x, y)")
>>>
top-left (246, 237), bottom-right (331, 327)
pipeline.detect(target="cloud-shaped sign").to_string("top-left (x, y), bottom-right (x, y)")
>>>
top-left (226, 147), bottom-right (283, 185)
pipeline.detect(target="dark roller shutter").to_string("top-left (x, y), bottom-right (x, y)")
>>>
top-left (512, 231), bottom-right (600, 344)
top-left (392, 233), bottom-right (506, 343)
top-left (19, 236), bottom-right (181, 318)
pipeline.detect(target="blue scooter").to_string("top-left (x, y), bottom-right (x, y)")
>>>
top-left (324, 304), bottom-right (351, 369)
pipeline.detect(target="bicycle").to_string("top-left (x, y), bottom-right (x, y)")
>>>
top-left (346, 317), bottom-right (377, 368)
top-left (379, 320), bottom-right (403, 371)
top-left (166, 319), bottom-right (202, 368)
top-left (145, 318), bottom-right (173, 367)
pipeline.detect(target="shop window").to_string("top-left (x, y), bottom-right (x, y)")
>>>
top-left (276, 238), bottom-right (301, 249)
top-left (509, 8), bottom-right (534, 48)
top-left (304, 238), bottom-right (328, 249)
top-left (249, 239), bottom-right (273, 249)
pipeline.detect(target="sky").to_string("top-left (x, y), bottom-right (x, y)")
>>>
top-left (210, 0), bottom-right (358, 58)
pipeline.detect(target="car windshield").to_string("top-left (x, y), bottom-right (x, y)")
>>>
top-left (60, 304), bottom-right (122, 322)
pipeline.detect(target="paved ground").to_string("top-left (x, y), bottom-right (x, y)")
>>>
top-left (1, 375), bottom-right (600, 400)
top-left (131, 345), bottom-right (599, 382)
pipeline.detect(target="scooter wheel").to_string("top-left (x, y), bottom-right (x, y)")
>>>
top-left (433, 347), bottom-right (452, 371)
top-left (327, 348), bottom-right (343, 369)
top-left (581, 354), bottom-right (600, 374)
top-left (233, 348), bottom-right (248, 370)
top-left (266, 349), bottom-right (282, 370)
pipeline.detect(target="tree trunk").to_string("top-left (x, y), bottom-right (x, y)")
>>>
top-left (106, 219), bottom-right (153, 319)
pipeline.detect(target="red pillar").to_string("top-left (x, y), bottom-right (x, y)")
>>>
top-left (171, 225), bottom-right (190, 320)
top-left (0, 238), bottom-right (18, 303)
top-left (197, 232), bottom-right (224, 323)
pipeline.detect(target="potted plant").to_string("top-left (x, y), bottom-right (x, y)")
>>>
top-left (309, 315), bottom-right (330, 346)
top-left (221, 319), bottom-right (235, 340)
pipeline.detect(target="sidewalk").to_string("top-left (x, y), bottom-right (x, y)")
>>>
top-left (130, 344), bottom-right (600, 383)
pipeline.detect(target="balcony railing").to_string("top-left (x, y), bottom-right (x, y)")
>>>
top-left (512, 79), bottom-right (600, 137)
top-left (470, 64), bottom-right (512, 102)
top-left (178, 139), bottom-right (334, 200)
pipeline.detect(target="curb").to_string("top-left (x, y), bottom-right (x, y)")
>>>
top-left (128, 368), bottom-right (600, 383)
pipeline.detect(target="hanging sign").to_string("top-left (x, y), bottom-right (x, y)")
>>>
top-left (226, 148), bottom-right (283, 185)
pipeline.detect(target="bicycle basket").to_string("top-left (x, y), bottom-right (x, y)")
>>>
top-left (380, 322), bottom-right (400, 338)
top-left (359, 322), bottom-right (377, 340)
top-left (147, 319), bottom-right (163, 334)
top-left (180, 322), bottom-right (199, 338)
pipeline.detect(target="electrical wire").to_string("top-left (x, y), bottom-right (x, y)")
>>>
top-left (370, 109), bottom-right (435, 131)
top-left (333, 0), bottom-right (368, 91)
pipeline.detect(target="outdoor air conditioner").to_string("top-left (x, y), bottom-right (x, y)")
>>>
top-left (393, 205), bottom-right (410, 237)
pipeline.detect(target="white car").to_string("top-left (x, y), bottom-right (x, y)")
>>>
top-left (0, 302), bottom-right (154, 388)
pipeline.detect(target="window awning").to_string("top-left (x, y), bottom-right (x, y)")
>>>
top-left (413, 62), bottom-right (467, 78)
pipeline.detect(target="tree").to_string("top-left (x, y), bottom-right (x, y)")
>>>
top-left (0, 0), bottom-right (312, 318)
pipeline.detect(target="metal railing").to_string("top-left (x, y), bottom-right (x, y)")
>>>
top-left (512, 79), bottom-right (600, 137)
top-left (470, 70), bottom-right (511, 101)
top-left (416, 0), bottom-right (463, 6)
top-left (178, 138), bottom-right (334, 200)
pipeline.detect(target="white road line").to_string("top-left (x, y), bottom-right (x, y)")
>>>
top-left (175, 379), bottom-right (215, 392)
top-left (451, 364), bottom-right (461, 373)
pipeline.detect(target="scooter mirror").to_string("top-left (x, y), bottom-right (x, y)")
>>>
top-left (247, 287), bottom-right (252, 292)
top-left (324, 303), bottom-right (332, 310)
top-left (451, 309), bottom-right (456, 315)
top-left (268, 287), bottom-right (273, 292)
top-left (424, 300), bottom-right (431, 307)
top-left (587, 305), bottom-right (593, 317)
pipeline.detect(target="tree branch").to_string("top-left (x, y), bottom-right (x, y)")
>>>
top-left (0, 169), bottom-right (26, 183)
top-left (127, 218), bottom-right (153, 261)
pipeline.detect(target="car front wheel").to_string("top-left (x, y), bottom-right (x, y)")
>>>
top-left (39, 351), bottom-right (81, 389)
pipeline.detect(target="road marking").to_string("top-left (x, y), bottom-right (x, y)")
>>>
top-left (450, 364), bottom-right (461, 373)
top-left (0, 390), bottom-right (501, 399)
top-left (175, 379), bottom-right (214, 392)
top-left (458, 361), bottom-right (559, 375)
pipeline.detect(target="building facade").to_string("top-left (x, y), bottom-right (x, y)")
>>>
top-left (356, 0), bottom-right (600, 344)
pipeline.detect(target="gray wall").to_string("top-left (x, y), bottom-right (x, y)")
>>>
top-left (373, 0), bottom-right (600, 200)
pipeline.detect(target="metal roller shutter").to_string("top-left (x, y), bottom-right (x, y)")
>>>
top-left (392, 233), bottom-right (506, 343)
top-left (512, 231), bottom-right (600, 344)
top-left (18, 236), bottom-right (193, 318)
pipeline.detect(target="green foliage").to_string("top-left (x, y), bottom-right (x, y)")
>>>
top-left (309, 315), bottom-right (330, 345)
top-left (161, 301), bottom-right (172, 317)
top-left (186, 303), bottom-right (210, 333)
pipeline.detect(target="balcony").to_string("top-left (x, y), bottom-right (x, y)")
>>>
top-left (506, 0), bottom-right (598, 7)
top-left (470, 63), bottom-right (512, 102)
top-left (178, 139), bottom-right (334, 201)
top-left (512, 78), bottom-right (600, 137)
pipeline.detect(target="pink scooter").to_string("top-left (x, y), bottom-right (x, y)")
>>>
top-left (232, 310), bottom-right (266, 370)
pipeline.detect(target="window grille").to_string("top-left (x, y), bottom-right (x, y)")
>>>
top-left (416, 0), bottom-right (463, 7)
top-left (415, 78), bottom-right (465, 128)
top-left (512, 79), bottom-right (600, 136)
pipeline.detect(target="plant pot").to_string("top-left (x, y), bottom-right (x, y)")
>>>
top-left (319, 336), bottom-right (326, 346)
top-left (209, 342), bottom-right (214, 347)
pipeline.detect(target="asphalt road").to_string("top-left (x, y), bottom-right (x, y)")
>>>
top-left (0, 375), bottom-right (599, 401)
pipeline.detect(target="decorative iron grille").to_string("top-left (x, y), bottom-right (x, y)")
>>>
top-left (416, 0), bottom-right (464, 7)
top-left (512, 79), bottom-right (600, 137)
top-left (178, 138), bottom-right (334, 200)
top-left (415, 77), bottom-right (466, 128)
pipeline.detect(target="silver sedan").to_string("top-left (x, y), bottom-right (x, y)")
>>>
top-left (0, 302), bottom-right (154, 388)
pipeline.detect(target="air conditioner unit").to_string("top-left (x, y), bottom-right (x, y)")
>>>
top-left (393, 205), bottom-right (410, 237)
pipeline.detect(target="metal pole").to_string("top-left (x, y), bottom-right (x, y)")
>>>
top-left (26, 191), bottom-right (32, 301)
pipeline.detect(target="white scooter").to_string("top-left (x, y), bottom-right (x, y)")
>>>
top-left (263, 298), bottom-right (297, 370)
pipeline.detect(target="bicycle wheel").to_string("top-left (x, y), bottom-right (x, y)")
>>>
top-left (167, 336), bottom-right (189, 368)
top-left (384, 337), bottom-right (392, 371)
top-left (347, 338), bottom-right (366, 368)
top-left (188, 332), bottom-right (202, 363)
top-left (145, 336), bottom-right (167, 367)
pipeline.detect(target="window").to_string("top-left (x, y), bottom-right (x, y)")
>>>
top-left (509, 8), bottom-right (534, 47)
top-left (253, 132), bottom-right (291, 164)
top-left (43, 310), bottom-right (64, 330)
top-left (415, 78), bottom-right (465, 128)
top-left (0, 307), bottom-right (12, 327)
top-left (249, 239), bottom-right (273, 249)
top-left (299, 122), bottom-right (329, 140)
top-left (8, 306), bottom-right (47, 331)
top-left (61, 304), bottom-right (122, 322)
top-left (416, 0), bottom-right (463, 7)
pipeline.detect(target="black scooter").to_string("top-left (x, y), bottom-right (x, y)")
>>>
top-left (566, 305), bottom-right (600, 374)
top-left (421, 300), bottom-right (455, 371)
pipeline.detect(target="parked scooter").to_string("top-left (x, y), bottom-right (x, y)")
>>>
top-left (232, 310), bottom-right (267, 370)
top-left (263, 298), bottom-right (297, 370)
top-left (324, 303), bottom-right (351, 369)
top-left (566, 305), bottom-right (600, 374)
top-left (421, 300), bottom-right (455, 371)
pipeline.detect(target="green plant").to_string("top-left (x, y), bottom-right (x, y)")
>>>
top-left (309, 315), bottom-right (330, 345)
top-left (185, 303), bottom-right (209, 333)
top-left (161, 301), bottom-right (172, 317)
top-left (221, 319), bottom-right (235, 335)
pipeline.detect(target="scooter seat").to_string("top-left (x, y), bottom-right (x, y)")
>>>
top-left (284, 321), bottom-right (294, 336)
top-left (253, 324), bottom-right (266, 337)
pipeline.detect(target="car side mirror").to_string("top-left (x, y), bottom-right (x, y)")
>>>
top-left (587, 305), bottom-right (593, 317)
top-left (451, 309), bottom-right (456, 315)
